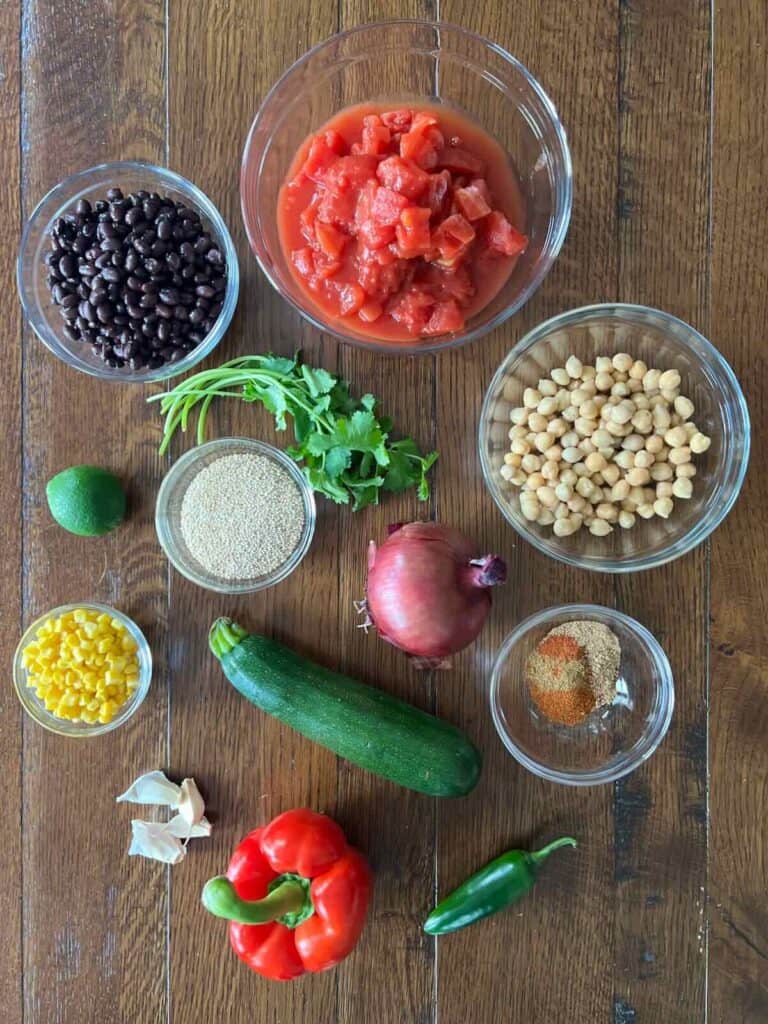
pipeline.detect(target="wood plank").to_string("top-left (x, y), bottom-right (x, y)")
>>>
top-left (435, 3), bottom-right (618, 1022)
top-left (1, 2), bottom-right (23, 1022)
top-left (710, 0), bottom-right (768, 1019)
top-left (613, 2), bottom-right (711, 1021)
top-left (333, 6), bottom-right (438, 1024)
top-left (19, 2), bottom-right (169, 1022)
top-left (165, 3), bottom-right (341, 1023)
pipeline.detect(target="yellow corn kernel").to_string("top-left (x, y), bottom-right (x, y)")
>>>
top-left (121, 636), bottom-right (138, 653)
top-left (74, 609), bottom-right (89, 623)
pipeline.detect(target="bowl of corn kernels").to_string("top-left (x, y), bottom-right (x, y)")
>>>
top-left (13, 603), bottom-right (152, 737)
top-left (479, 303), bottom-right (750, 572)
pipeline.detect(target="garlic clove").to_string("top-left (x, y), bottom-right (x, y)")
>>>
top-left (177, 778), bottom-right (205, 826)
top-left (128, 820), bottom-right (186, 864)
top-left (166, 813), bottom-right (212, 839)
top-left (116, 770), bottom-right (182, 807)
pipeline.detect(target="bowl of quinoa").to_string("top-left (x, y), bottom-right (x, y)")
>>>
top-left (155, 437), bottom-right (316, 593)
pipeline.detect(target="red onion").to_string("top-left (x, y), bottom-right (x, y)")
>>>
top-left (364, 522), bottom-right (506, 669)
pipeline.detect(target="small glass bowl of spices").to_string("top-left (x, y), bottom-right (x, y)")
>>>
top-left (13, 603), bottom-right (152, 737)
top-left (155, 437), bottom-right (316, 593)
top-left (490, 603), bottom-right (674, 785)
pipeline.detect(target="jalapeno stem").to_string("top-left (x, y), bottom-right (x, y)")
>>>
top-left (529, 836), bottom-right (577, 867)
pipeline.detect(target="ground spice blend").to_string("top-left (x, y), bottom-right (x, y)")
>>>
top-left (525, 621), bottom-right (621, 727)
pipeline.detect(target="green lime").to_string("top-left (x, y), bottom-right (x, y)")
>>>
top-left (46, 466), bottom-right (127, 537)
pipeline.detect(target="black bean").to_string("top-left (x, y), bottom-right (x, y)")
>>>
top-left (155, 303), bottom-right (173, 319)
top-left (139, 292), bottom-right (158, 309)
top-left (64, 325), bottom-right (80, 342)
top-left (62, 305), bottom-right (79, 321)
top-left (80, 262), bottom-right (98, 277)
top-left (101, 266), bottom-right (123, 283)
top-left (94, 199), bottom-right (109, 214)
top-left (208, 300), bottom-right (223, 319)
top-left (127, 304), bottom-right (143, 320)
top-left (158, 287), bottom-right (179, 305)
top-left (144, 258), bottom-right (163, 275)
top-left (96, 303), bottom-right (113, 324)
top-left (100, 237), bottom-right (122, 252)
top-left (112, 251), bottom-right (125, 268)
top-left (189, 307), bottom-right (206, 325)
top-left (59, 254), bottom-right (78, 279)
top-left (125, 206), bottom-right (144, 227)
top-left (195, 284), bottom-right (215, 299)
top-left (75, 316), bottom-right (90, 332)
top-left (134, 237), bottom-right (152, 255)
top-left (51, 283), bottom-right (66, 303)
top-left (106, 187), bottom-right (124, 202)
top-left (95, 252), bottom-right (113, 269)
top-left (125, 250), bottom-right (139, 272)
top-left (109, 200), bottom-right (127, 222)
top-left (206, 248), bottom-right (223, 265)
top-left (157, 321), bottom-right (170, 342)
top-left (60, 292), bottom-right (79, 309)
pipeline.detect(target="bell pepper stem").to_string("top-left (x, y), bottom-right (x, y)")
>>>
top-left (202, 876), bottom-right (307, 925)
top-left (209, 618), bottom-right (248, 659)
top-left (529, 836), bottom-right (577, 867)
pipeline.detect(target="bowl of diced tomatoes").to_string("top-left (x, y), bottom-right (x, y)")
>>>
top-left (242, 21), bottom-right (572, 354)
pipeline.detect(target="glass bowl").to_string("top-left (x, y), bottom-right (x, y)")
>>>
top-left (18, 160), bottom-right (239, 382)
top-left (479, 303), bottom-right (750, 572)
top-left (241, 19), bottom-right (571, 354)
top-left (490, 604), bottom-right (674, 786)
top-left (13, 603), bottom-right (152, 738)
top-left (155, 437), bottom-right (316, 594)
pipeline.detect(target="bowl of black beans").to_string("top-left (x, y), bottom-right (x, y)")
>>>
top-left (17, 161), bottom-right (239, 381)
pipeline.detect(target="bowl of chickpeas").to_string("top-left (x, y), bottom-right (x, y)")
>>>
top-left (479, 303), bottom-right (750, 572)
top-left (13, 603), bottom-right (152, 736)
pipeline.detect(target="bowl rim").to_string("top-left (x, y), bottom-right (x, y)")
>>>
top-left (479, 301), bottom-right (751, 572)
top-left (489, 602), bottom-right (675, 786)
top-left (13, 601), bottom-right (153, 738)
top-left (17, 159), bottom-right (240, 384)
top-left (240, 18), bottom-right (573, 355)
top-left (154, 436), bottom-right (317, 594)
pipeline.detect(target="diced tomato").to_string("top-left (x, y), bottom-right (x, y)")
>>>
top-left (299, 195), bottom-right (321, 243)
top-left (424, 263), bottom-right (475, 305)
top-left (469, 177), bottom-right (492, 205)
top-left (359, 300), bottom-right (383, 323)
top-left (438, 146), bottom-right (485, 176)
top-left (389, 288), bottom-right (435, 334)
top-left (395, 206), bottom-right (432, 257)
top-left (301, 136), bottom-right (342, 182)
top-left (354, 181), bottom-right (395, 249)
top-left (324, 129), bottom-right (347, 156)
top-left (323, 155), bottom-right (379, 194)
top-left (360, 114), bottom-right (391, 156)
top-left (315, 221), bottom-right (347, 261)
top-left (381, 109), bottom-right (413, 133)
top-left (314, 257), bottom-right (342, 280)
top-left (376, 156), bottom-right (430, 200)
top-left (339, 283), bottom-right (365, 316)
top-left (426, 170), bottom-right (452, 219)
top-left (370, 186), bottom-right (409, 226)
top-left (423, 299), bottom-right (464, 335)
top-left (484, 211), bottom-right (528, 257)
top-left (291, 246), bottom-right (315, 279)
top-left (317, 189), bottom-right (357, 230)
top-left (440, 213), bottom-right (476, 246)
top-left (357, 256), bottom-right (408, 302)
top-left (454, 184), bottom-right (492, 221)
top-left (400, 111), bottom-right (444, 170)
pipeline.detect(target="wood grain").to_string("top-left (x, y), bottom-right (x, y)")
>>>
top-left (19, 2), bottom-right (168, 1022)
top-left (710, 1), bottom-right (768, 1020)
top-left (613, 4), bottom-right (710, 1021)
top-left (1, 2), bottom-right (23, 1022)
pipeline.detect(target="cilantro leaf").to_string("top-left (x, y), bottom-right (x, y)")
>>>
top-left (259, 354), bottom-right (297, 376)
top-left (325, 446), bottom-right (352, 478)
top-left (301, 364), bottom-right (336, 397)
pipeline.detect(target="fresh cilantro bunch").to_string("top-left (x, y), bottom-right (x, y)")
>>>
top-left (149, 353), bottom-right (438, 511)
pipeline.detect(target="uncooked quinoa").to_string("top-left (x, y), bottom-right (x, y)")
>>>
top-left (180, 453), bottom-right (305, 580)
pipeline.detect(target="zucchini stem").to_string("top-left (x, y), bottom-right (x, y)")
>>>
top-left (209, 617), bottom-right (249, 659)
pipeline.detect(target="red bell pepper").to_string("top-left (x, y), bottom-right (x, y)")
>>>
top-left (202, 809), bottom-right (372, 981)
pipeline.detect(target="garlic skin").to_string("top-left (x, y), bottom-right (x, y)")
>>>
top-left (166, 814), bottom-right (212, 839)
top-left (128, 820), bottom-right (186, 865)
top-left (116, 770), bottom-right (182, 807)
top-left (177, 778), bottom-right (206, 826)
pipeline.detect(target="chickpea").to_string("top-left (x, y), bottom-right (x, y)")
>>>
top-left (510, 407), bottom-right (529, 425)
top-left (650, 462), bottom-right (673, 482)
top-left (536, 485), bottom-right (557, 509)
top-left (655, 481), bottom-right (674, 498)
top-left (684, 421), bottom-right (698, 437)
top-left (660, 388), bottom-right (680, 403)
top-left (596, 502), bottom-right (619, 522)
top-left (602, 463), bottom-right (621, 486)
top-left (618, 510), bottom-right (636, 529)
top-left (654, 444), bottom-right (670, 462)
top-left (511, 469), bottom-right (527, 486)
top-left (629, 360), bottom-right (648, 380)
top-left (565, 355), bottom-right (583, 379)
top-left (610, 401), bottom-right (634, 425)
top-left (595, 356), bottom-right (613, 373)
top-left (562, 406), bottom-right (578, 423)
top-left (573, 462), bottom-right (590, 477)
top-left (527, 472), bottom-right (546, 491)
top-left (653, 497), bottom-right (674, 519)
top-left (510, 425), bottom-right (529, 440)
top-left (504, 452), bottom-right (523, 467)
top-left (664, 425), bottom-right (688, 448)
top-left (537, 396), bottom-right (559, 417)
top-left (541, 461), bottom-right (560, 482)
top-left (580, 365), bottom-right (596, 382)
top-left (607, 419), bottom-right (633, 438)
top-left (562, 446), bottom-right (582, 465)
top-left (555, 482), bottom-right (573, 501)
top-left (676, 462), bottom-right (696, 479)
top-left (591, 428), bottom-right (613, 449)
top-left (554, 502), bottom-right (570, 520)
top-left (550, 367), bottom-right (569, 386)
top-left (521, 453), bottom-right (542, 474)
top-left (569, 388), bottom-right (589, 408)
top-left (659, 369), bottom-right (681, 390)
top-left (537, 508), bottom-right (556, 526)
top-left (672, 477), bottom-right (693, 499)
top-left (668, 446), bottom-right (691, 466)
top-left (510, 439), bottom-right (530, 456)
top-left (636, 503), bottom-right (656, 520)
top-left (553, 517), bottom-right (579, 537)
top-left (523, 387), bottom-right (541, 409)
top-left (575, 417), bottom-right (597, 437)
top-left (690, 432), bottom-right (711, 454)
top-left (578, 439), bottom-right (597, 457)
top-left (611, 479), bottom-right (631, 502)
top-left (579, 399), bottom-right (599, 420)
top-left (622, 433), bottom-right (645, 453)
top-left (545, 444), bottom-right (563, 461)
top-left (538, 379), bottom-right (558, 397)
top-left (520, 495), bottom-right (540, 521)
top-left (631, 409), bottom-right (653, 433)
top-left (645, 434), bottom-right (664, 454)
top-left (633, 394), bottom-right (650, 410)
top-left (534, 432), bottom-right (556, 453)
top-left (589, 519), bottom-right (613, 537)
top-left (561, 430), bottom-right (580, 449)
top-left (642, 368), bottom-right (662, 392)
top-left (611, 381), bottom-right (631, 398)
top-left (500, 464), bottom-right (515, 481)
top-left (595, 372), bottom-right (614, 392)
top-left (614, 450), bottom-right (636, 470)
top-left (634, 450), bottom-right (655, 470)
top-left (567, 494), bottom-right (586, 512)
top-left (526, 412), bottom-right (547, 434)
top-left (626, 467), bottom-right (651, 487)
top-left (576, 476), bottom-right (594, 498)
top-left (585, 452), bottom-right (606, 474)
top-left (548, 417), bottom-right (567, 438)
top-left (652, 405), bottom-right (672, 430)
top-left (673, 395), bottom-right (694, 420)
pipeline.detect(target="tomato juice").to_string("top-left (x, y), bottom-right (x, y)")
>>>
top-left (277, 103), bottom-right (527, 344)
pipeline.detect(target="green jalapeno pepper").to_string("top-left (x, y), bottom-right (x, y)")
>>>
top-left (423, 836), bottom-right (576, 935)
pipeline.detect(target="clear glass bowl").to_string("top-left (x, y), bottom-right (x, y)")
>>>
top-left (479, 304), bottom-right (750, 572)
top-left (17, 161), bottom-right (240, 383)
top-left (490, 604), bottom-right (674, 786)
top-left (13, 603), bottom-right (152, 738)
top-left (241, 20), bottom-right (572, 354)
top-left (155, 437), bottom-right (316, 594)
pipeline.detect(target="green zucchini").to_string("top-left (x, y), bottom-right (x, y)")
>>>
top-left (209, 618), bottom-right (481, 797)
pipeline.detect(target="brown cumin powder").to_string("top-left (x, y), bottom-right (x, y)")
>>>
top-left (525, 621), bottom-right (621, 727)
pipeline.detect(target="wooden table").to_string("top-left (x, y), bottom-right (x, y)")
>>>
top-left (3, 2), bottom-right (766, 1021)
